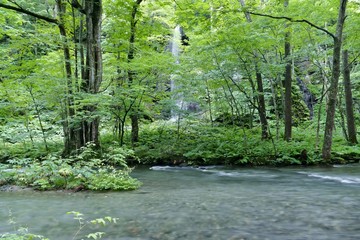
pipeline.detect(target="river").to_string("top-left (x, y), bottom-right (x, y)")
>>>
top-left (1, 164), bottom-right (359, 239)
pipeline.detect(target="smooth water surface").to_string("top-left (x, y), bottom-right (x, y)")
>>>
top-left (1, 165), bottom-right (360, 240)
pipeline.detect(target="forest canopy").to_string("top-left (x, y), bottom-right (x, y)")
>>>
top-left (0, 0), bottom-right (360, 168)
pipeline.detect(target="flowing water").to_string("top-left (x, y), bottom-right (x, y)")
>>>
top-left (1, 164), bottom-right (360, 240)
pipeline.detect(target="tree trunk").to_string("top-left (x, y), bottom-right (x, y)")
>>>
top-left (342, 49), bottom-right (358, 144)
top-left (322, 0), bottom-right (348, 161)
top-left (63, 0), bottom-right (103, 153)
top-left (77, 0), bottom-right (103, 148)
top-left (270, 77), bottom-right (280, 139)
top-left (128, 0), bottom-right (143, 145)
top-left (239, 0), bottom-right (269, 139)
top-left (131, 114), bottom-right (139, 144)
top-left (56, 0), bottom-right (77, 156)
top-left (337, 93), bottom-right (349, 141)
top-left (205, 78), bottom-right (214, 126)
top-left (283, 0), bottom-right (292, 141)
top-left (255, 69), bottom-right (269, 139)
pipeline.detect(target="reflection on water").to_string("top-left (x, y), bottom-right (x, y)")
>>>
top-left (1, 164), bottom-right (360, 240)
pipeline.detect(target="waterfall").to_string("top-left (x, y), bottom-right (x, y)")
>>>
top-left (170, 25), bottom-right (184, 120)
top-left (171, 25), bottom-right (181, 65)
top-left (169, 25), bottom-right (197, 121)
top-left (170, 25), bottom-right (181, 94)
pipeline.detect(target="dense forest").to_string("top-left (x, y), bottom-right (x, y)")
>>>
top-left (1, 0), bottom-right (360, 191)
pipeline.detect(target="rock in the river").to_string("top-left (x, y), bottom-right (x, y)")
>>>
top-left (0, 185), bottom-right (32, 192)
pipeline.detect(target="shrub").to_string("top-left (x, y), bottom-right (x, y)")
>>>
top-left (0, 143), bottom-right (141, 191)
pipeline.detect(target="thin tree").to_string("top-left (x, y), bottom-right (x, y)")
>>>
top-left (238, 0), bottom-right (269, 140)
top-left (0, 0), bottom-right (104, 154)
top-left (322, 0), bottom-right (348, 160)
top-left (283, 0), bottom-right (292, 141)
top-left (342, 49), bottom-right (358, 144)
top-left (246, 0), bottom-right (348, 161)
top-left (127, 0), bottom-right (143, 145)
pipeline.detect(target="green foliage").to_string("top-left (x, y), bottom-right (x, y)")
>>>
top-left (135, 122), bottom-right (263, 165)
top-left (87, 168), bottom-right (140, 191)
top-left (1, 210), bottom-right (118, 240)
top-left (103, 142), bottom-right (139, 166)
top-left (67, 211), bottom-right (119, 240)
top-left (0, 229), bottom-right (48, 240)
top-left (0, 144), bottom-right (141, 191)
top-left (135, 120), bottom-right (358, 166)
top-left (1, 0), bottom-right (360, 168)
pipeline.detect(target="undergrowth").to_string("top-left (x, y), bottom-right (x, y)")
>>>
top-left (1, 121), bottom-right (359, 173)
top-left (134, 121), bottom-right (359, 166)
top-left (0, 143), bottom-right (141, 191)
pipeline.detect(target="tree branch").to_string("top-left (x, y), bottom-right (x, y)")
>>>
top-left (247, 11), bottom-right (336, 40)
top-left (0, 2), bottom-right (58, 25)
top-left (173, 0), bottom-right (183, 10)
top-left (69, 0), bottom-right (86, 14)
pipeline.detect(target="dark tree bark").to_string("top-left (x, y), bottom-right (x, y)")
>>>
top-left (83, 0), bottom-right (103, 94)
top-left (255, 68), bottom-right (269, 139)
top-left (56, 0), bottom-right (77, 155)
top-left (322, 0), bottom-right (348, 161)
top-left (0, 2), bottom-right (58, 24)
top-left (283, 0), bottom-right (292, 141)
top-left (130, 114), bottom-right (139, 144)
top-left (127, 0), bottom-right (143, 145)
top-left (342, 49), bottom-right (358, 144)
top-left (69, 0), bottom-right (103, 149)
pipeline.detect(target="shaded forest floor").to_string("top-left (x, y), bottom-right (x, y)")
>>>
top-left (132, 122), bottom-right (360, 167)
top-left (1, 121), bottom-right (360, 167)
